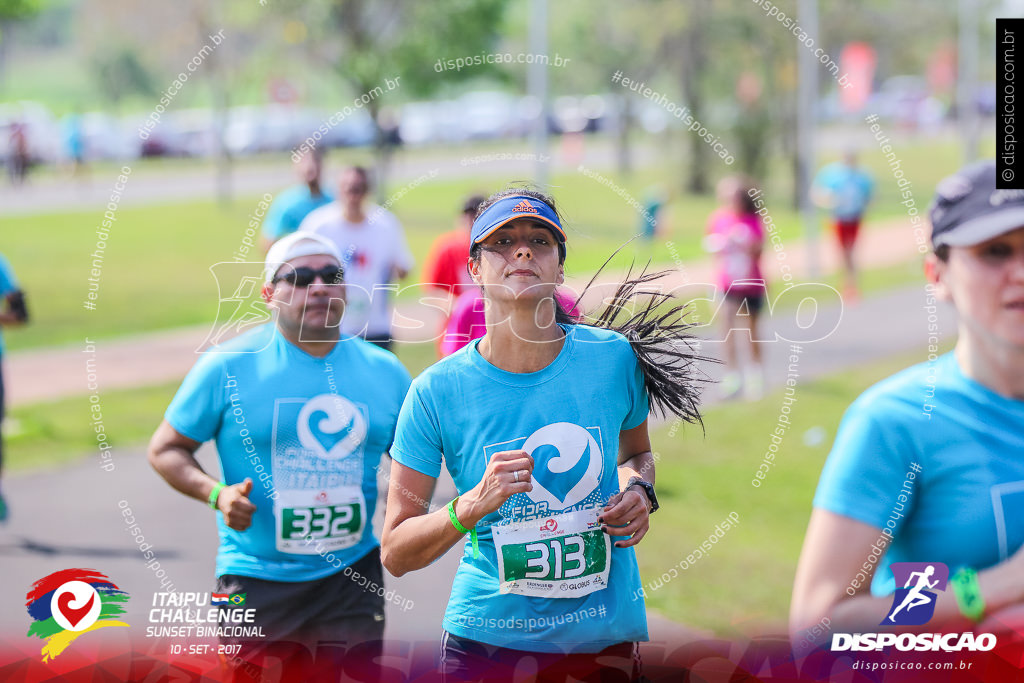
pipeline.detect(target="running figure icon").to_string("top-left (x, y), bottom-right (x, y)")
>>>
top-left (886, 565), bottom-right (939, 623)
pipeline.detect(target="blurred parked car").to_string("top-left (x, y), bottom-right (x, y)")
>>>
top-left (80, 112), bottom-right (141, 161)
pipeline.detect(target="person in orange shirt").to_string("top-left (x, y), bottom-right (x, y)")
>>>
top-left (423, 195), bottom-right (485, 298)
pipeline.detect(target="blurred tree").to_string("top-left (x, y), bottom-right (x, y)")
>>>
top-left (598, 0), bottom-right (716, 195)
top-left (274, 0), bottom-right (506, 198)
top-left (90, 45), bottom-right (157, 110)
top-left (0, 0), bottom-right (44, 89)
top-left (772, 0), bottom-right (956, 206)
top-left (674, 0), bottom-right (712, 194)
top-left (549, 0), bottom-right (960, 201)
top-left (536, 0), bottom-right (663, 175)
top-left (81, 0), bottom-right (245, 203)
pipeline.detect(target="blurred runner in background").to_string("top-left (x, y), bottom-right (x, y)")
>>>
top-left (704, 176), bottom-right (766, 401)
top-left (7, 121), bottom-right (30, 186)
top-left (299, 166), bottom-right (414, 350)
top-left (812, 150), bottom-right (875, 302)
top-left (61, 111), bottom-right (87, 181)
top-left (423, 194), bottom-right (485, 298)
top-left (260, 146), bottom-right (333, 251)
top-left (0, 253), bottom-right (27, 522)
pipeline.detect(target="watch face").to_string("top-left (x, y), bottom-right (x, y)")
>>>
top-left (629, 478), bottom-right (657, 511)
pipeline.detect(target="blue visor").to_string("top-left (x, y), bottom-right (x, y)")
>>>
top-left (470, 195), bottom-right (567, 245)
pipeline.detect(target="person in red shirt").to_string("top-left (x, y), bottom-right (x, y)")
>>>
top-left (423, 195), bottom-right (485, 298)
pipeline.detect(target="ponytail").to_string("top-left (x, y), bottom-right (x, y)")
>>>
top-left (567, 259), bottom-right (712, 428)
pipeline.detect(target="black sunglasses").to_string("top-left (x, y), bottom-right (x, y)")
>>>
top-left (273, 265), bottom-right (344, 287)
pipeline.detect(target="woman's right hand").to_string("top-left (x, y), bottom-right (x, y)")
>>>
top-left (460, 449), bottom-right (534, 525)
top-left (976, 541), bottom-right (1024, 616)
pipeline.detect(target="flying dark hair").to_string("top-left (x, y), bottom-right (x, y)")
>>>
top-left (573, 256), bottom-right (710, 427)
top-left (471, 185), bottom-right (709, 426)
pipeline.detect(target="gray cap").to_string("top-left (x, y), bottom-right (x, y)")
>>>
top-left (930, 160), bottom-right (1024, 248)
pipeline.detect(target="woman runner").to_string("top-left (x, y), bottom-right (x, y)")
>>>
top-left (381, 187), bottom-right (705, 681)
top-left (791, 160), bottom-right (1024, 643)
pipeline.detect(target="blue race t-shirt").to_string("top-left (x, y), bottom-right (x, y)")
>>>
top-left (0, 254), bottom-right (19, 356)
top-left (391, 324), bottom-right (650, 653)
top-left (813, 162), bottom-right (874, 220)
top-left (814, 352), bottom-right (1024, 595)
top-left (262, 185), bottom-right (334, 241)
top-left (166, 324), bottom-right (411, 582)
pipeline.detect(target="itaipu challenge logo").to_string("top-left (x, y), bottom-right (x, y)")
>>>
top-left (25, 569), bottom-right (130, 662)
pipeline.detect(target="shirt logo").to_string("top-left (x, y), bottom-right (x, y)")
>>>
top-left (345, 249), bottom-right (369, 269)
top-left (522, 422), bottom-right (602, 510)
top-left (882, 562), bottom-right (949, 626)
top-left (297, 394), bottom-right (367, 460)
top-left (511, 199), bottom-right (539, 214)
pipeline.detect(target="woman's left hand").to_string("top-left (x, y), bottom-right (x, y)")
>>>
top-left (599, 487), bottom-right (651, 548)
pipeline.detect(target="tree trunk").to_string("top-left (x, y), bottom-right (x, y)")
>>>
top-left (367, 100), bottom-right (390, 206)
top-left (615, 92), bottom-right (632, 175)
top-left (0, 20), bottom-right (12, 92)
top-left (211, 79), bottom-right (232, 206)
top-left (680, 1), bottom-right (710, 195)
top-left (196, 12), bottom-right (232, 205)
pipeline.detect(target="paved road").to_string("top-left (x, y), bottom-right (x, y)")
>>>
top-left (0, 138), bottom-right (655, 217)
top-left (0, 283), bottom-right (958, 659)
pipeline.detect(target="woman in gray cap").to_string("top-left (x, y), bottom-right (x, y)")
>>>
top-left (790, 160), bottom-right (1024, 644)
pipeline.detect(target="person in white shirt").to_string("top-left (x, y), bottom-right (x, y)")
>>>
top-left (299, 166), bottom-right (414, 350)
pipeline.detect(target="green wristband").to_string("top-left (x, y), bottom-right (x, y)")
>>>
top-left (447, 497), bottom-right (479, 559)
top-left (208, 482), bottom-right (226, 510)
top-left (951, 567), bottom-right (985, 622)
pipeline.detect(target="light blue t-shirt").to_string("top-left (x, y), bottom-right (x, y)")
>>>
top-left (0, 254), bottom-right (19, 356)
top-left (166, 324), bottom-right (411, 582)
top-left (814, 352), bottom-right (1024, 595)
top-left (62, 114), bottom-right (84, 159)
top-left (262, 185), bottom-right (334, 241)
top-left (391, 324), bottom-right (651, 653)
top-left (813, 162), bottom-right (874, 220)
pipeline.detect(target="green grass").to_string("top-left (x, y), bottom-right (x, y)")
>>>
top-left (0, 161), bottom-right (788, 353)
top-left (0, 134), bottom-right (983, 354)
top-left (5, 381), bottom-right (180, 471)
top-left (3, 339), bottom-right (440, 472)
top-left (639, 342), bottom-right (954, 636)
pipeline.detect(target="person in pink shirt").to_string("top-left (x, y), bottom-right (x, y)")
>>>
top-left (440, 289), bottom-right (581, 357)
top-left (704, 176), bottom-right (767, 400)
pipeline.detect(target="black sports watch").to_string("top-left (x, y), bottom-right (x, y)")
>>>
top-left (626, 477), bottom-right (659, 514)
